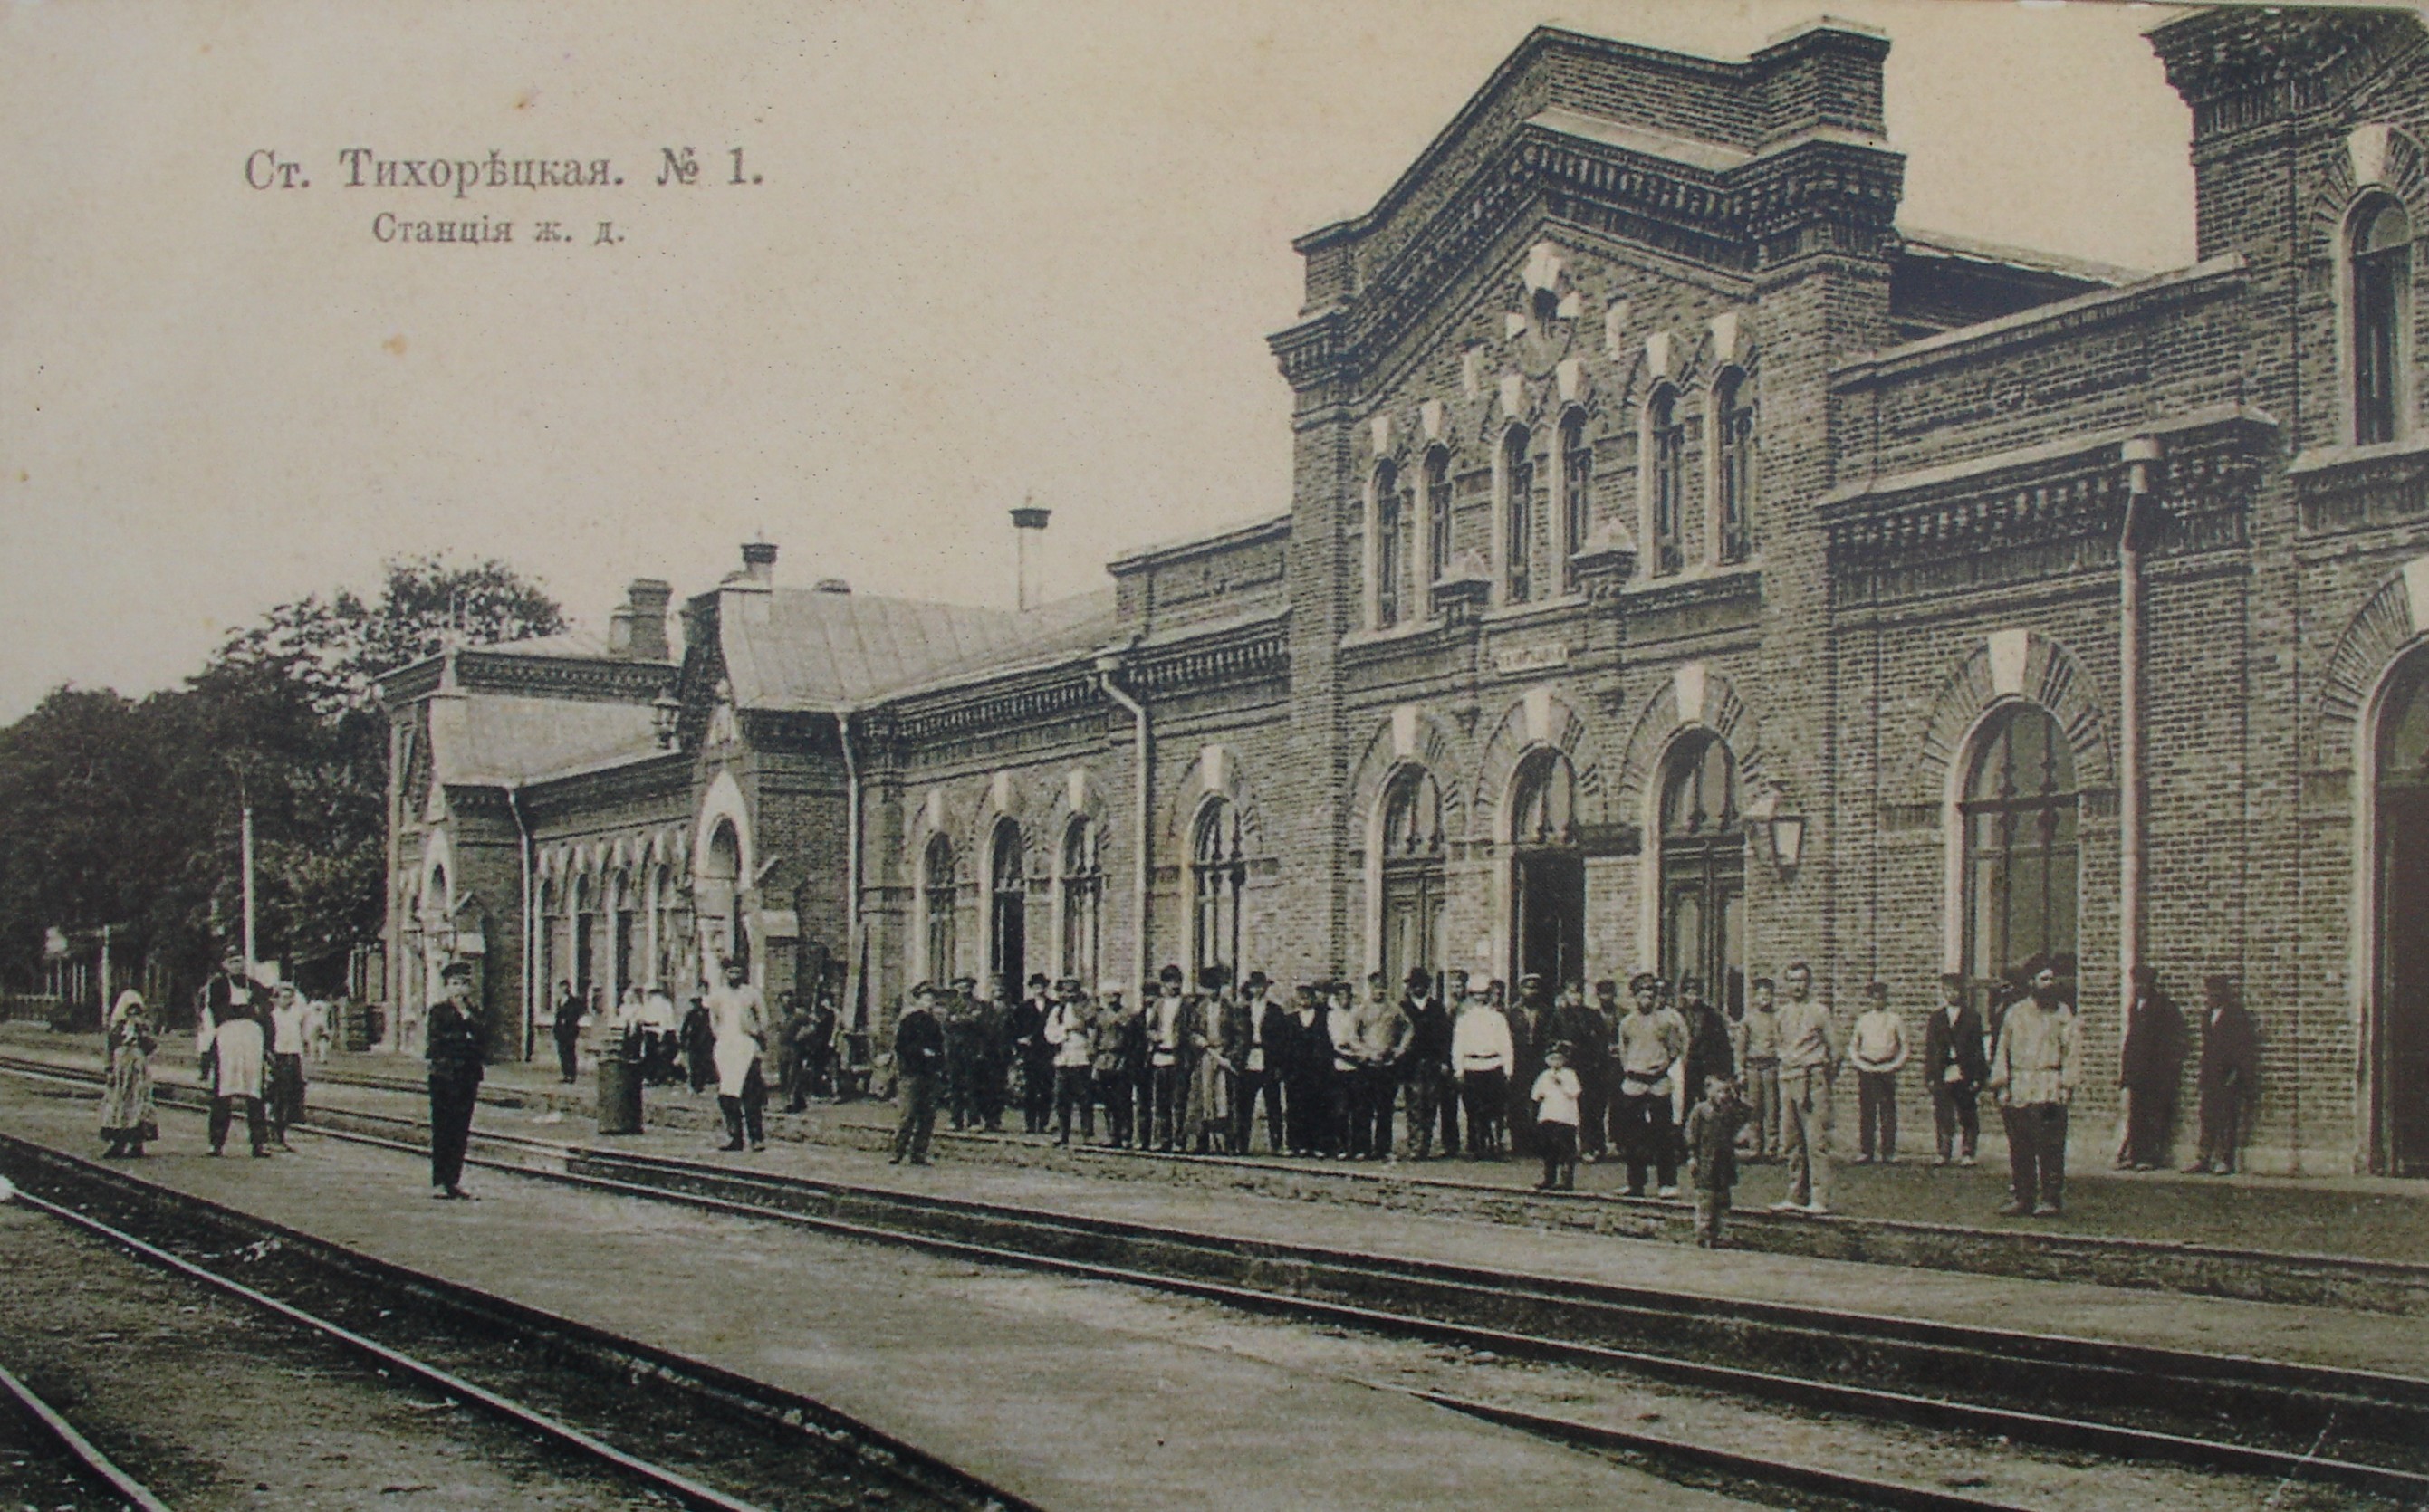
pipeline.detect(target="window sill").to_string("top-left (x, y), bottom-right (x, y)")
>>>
top-left (1628, 558), bottom-right (1762, 593)
top-left (1481, 592), bottom-right (1591, 626)
top-left (1340, 618), bottom-right (1444, 650)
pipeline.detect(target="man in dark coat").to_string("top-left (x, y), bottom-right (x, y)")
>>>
top-left (426, 960), bottom-right (488, 1200)
top-left (1234, 971), bottom-right (1289, 1154)
top-left (1678, 973), bottom-right (1736, 1115)
top-left (2117, 963), bottom-right (2186, 1170)
top-left (552, 980), bottom-right (584, 1085)
top-left (960, 977), bottom-right (1008, 1131)
top-left (1283, 982), bottom-right (1330, 1156)
top-left (1921, 971), bottom-right (1990, 1164)
top-left (1504, 973), bottom-right (1548, 1158)
top-left (942, 990), bottom-right (981, 1130)
top-left (1009, 972), bottom-right (1056, 1134)
top-left (889, 986), bottom-right (947, 1166)
top-left (1399, 968), bottom-right (1457, 1160)
top-left (2184, 974), bottom-right (2260, 1175)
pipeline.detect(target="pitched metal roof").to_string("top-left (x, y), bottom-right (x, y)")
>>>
top-left (721, 584), bottom-right (1119, 712)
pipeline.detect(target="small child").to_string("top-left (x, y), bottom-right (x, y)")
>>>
top-left (1684, 1076), bottom-right (1747, 1248)
top-left (1531, 1041), bottom-right (1582, 1191)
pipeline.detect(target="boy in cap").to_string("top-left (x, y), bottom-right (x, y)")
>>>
top-left (1684, 1075), bottom-right (1748, 1248)
top-left (1530, 1041), bottom-right (1582, 1191)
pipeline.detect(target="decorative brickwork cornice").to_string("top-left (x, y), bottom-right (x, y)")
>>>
top-left (2151, 7), bottom-right (2426, 143)
top-left (2291, 435), bottom-right (2429, 538)
top-left (457, 650), bottom-right (674, 704)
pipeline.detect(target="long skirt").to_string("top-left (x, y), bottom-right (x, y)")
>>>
top-left (100, 1048), bottom-right (158, 1143)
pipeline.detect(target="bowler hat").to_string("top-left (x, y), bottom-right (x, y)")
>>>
top-left (1159, 963), bottom-right (1186, 983)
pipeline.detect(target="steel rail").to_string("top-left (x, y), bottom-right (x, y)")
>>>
top-left (0, 1357), bottom-right (175, 1512)
top-left (0, 1137), bottom-right (1035, 1512)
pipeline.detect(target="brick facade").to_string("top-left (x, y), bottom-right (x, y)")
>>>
top-left (380, 9), bottom-right (2429, 1177)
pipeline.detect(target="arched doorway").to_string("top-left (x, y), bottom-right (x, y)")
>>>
top-left (1191, 799), bottom-right (1245, 985)
top-left (700, 820), bottom-right (745, 973)
top-left (1379, 766), bottom-right (1445, 993)
top-left (989, 818), bottom-right (1027, 1002)
top-left (1658, 732), bottom-right (1745, 1010)
top-left (1509, 749), bottom-right (1584, 990)
top-left (2375, 651), bottom-right (2429, 1173)
top-left (1961, 702), bottom-right (2079, 993)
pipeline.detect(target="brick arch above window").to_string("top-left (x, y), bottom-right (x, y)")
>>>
top-left (2315, 559), bottom-right (2429, 776)
top-left (1470, 689), bottom-right (1607, 845)
top-left (1161, 743), bottom-right (1267, 861)
top-left (965, 770), bottom-right (1051, 883)
top-left (1903, 631), bottom-right (2115, 811)
top-left (1347, 707), bottom-right (1471, 847)
top-left (901, 786), bottom-right (973, 884)
top-left (2305, 124), bottom-right (2427, 266)
top-left (1616, 662), bottom-right (1771, 821)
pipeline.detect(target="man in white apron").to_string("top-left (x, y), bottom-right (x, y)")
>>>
top-left (706, 958), bottom-right (769, 1153)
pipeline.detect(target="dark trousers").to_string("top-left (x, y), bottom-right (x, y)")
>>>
top-left (1616, 1090), bottom-right (1675, 1192)
top-left (1358, 1066), bottom-right (1396, 1157)
top-left (892, 1071), bottom-right (939, 1163)
top-left (267, 1053), bottom-right (305, 1141)
top-left (209, 1095), bottom-right (267, 1154)
top-left (1538, 1120), bottom-right (1579, 1189)
top-left (1403, 1063), bottom-right (1456, 1157)
top-left (1931, 1080), bottom-right (1980, 1159)
top-left (2195, 1084), bottom-right (2246, 1171)
top-left (1054, 1065), bottom-right (1095, 1143)
top-left (1331, 1066), bottom-right (1366, 1155)
top-left (718, 1062), bottom-right (766, 1148)
top-left (1150, 1061), bottom-right (1186, 1149)
top-left (1022, 1053), bottom-right (1055, 1133)
top-left (1857, 1070), bottom-right (1899, 1159)
top-left (2002, 1103), bottom-right (2069, 1210)
top-left (1234, 1068), bottom-right (1284, 1154)
top-left (2123, 1083), bottom-right (2175, 1167)
top-left (554, 1029), bottom-right (581, 1083)
top-left (1285, 1073), bottom-right (1328, 1154)
top-left (1575, 1068), bottom-right (1607, 1156)
top-left (1099, 1074), bottom-right (1134, 1146)
top-left (1460, 1069), bottom-right (1506, 1154)
top-left (428, 1075), bottom-right (479, 1190)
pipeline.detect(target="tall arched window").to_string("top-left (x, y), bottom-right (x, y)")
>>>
top-left (2373, 648), bottom-right (2429, 1173)
top-left (1509, 749), bottom-right (1583, 989)
top-left (1378, 766), bottom-right (1445, 994)
top-left (922, 834), bottom-right (956, 984)
top-left (1714, 368), bottom-right (1755, 565)
top-left (1503, 426), bottom-right (1534, 604)
top-left (1424, 447), bottom-right (1452, 596)
top-left (1961, 703), bottom-right (2080, 988)
top-left (988, 818), bottom-right (1027, 1001)
top-left (1649, 387), bottom-right (1685, 577)
top-left (1560, 411), bottom-right (1591, 594)
top-left (571, 873), bottom-right (596, 1004)
top-left (1374, 459), bottom-right (1406, 629)
top-left (1658, 732), bottom-right (1746, 1014)
top-left (1191, 798), bottom-right (1244, 984)
top-left (2354, 196), bottom-right (2412, 445)
top-left (1060, 817), bottom-right (1102, 987)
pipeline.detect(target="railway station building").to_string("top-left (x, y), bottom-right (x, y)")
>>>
top-left (379, 5), bottom-right (2429, 1177)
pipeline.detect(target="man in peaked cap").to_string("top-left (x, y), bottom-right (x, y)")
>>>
top-left (426, 958), bottom-right (487, 1199)
top-left (1009, 971), bottom-right (1056, 1134)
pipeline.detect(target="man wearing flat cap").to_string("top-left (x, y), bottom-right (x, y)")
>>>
top-left (426, 958), bottom-right (488, 1200)
top-left (1147, 964), bottom-right (1189, 1151)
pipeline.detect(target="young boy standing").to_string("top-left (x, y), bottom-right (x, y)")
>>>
top-left (1684, 1076), bottom-right (1747, 1248)
top-left (1530, 1042), bottom-right (1582, 1191)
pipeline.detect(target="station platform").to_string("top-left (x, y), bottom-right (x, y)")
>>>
top-left (0, 1086), bottom-right (1750, 1512)
top-left (14, 1021), bottom-right (2420, 1266)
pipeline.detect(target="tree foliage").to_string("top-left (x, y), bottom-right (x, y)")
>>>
top-left (0, 556), bottom-right (564, 1006)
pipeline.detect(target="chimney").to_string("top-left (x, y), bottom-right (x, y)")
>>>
top-left (740, 540), bottom-right (779, 585)
top-left (1011, 499), bottom-right (1051, 610)
top-left (608, 578), bottom-right (673, 660)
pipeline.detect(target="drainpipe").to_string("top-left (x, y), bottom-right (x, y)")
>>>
top-left (837, 709), bottom-right (861, 978)
top-left (1096, 651), bottom-right (1150, 986)
top-left (2117, 436), bottom-right (2162, 1020)
top-left (506, 782), bottom-right (533, 1062)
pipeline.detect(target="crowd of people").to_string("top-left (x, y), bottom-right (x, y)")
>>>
top-left (94, 948), bottom-right (336, 1163)
top-left (877, 956), bottom-right (2265, 1242)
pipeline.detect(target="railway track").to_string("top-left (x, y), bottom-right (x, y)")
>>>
top-left (0, 1353), bottom-right (174, 1512)
top-left (9, 1054), bottom-right (2427, 1510)
top-left (0, 1132), bottom-right (1034, 1512)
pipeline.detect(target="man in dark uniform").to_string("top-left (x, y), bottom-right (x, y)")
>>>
top-left (2184, 974), bottom-right (2259, 1175)
top-left (1399, 968), bottom-right (1456, 1160)
top-left (1283, 982), bottom-right (1328, 1156)
top-left (1505, 973), bottom-right (1549, 1158)
top-left (2117, 963), bottom-right (2186, 1171)
top-left (426, 959), bottom-right (488, 1200)
top-left (551, 980), bottom-right (584, 1085)
top-left (1009, 972), bottom-right (1055, 1134)
top-left (1234, 971), bottom-right (1288, 1154)
top-left (1678, 973), bottom-right (1736, 1118)
top-left (890, 985), bottom-right (946, 1166)
top-left (1579, 980), bottom-right (1622, 1162)
top-left (942, 988), bottom-right (980, 1129)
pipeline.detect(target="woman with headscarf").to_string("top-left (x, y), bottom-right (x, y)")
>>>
top-left (100, 990), bottom-right (159, 1158)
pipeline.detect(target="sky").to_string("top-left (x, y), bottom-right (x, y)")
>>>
top-left (0, 0), bottom-right (2216, 721)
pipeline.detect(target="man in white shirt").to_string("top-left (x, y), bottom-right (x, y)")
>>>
top-left (705, 958), bottom-right (769, 1153)
top-left (1148, 964), bottom-right (1188, 1152)
top-left (267, 984), bottom-right (310, 1151)
top-left (1452, 986), bottom-right (1514, 1157)
top-left (1848, 981), bottom-right (1909, 1163)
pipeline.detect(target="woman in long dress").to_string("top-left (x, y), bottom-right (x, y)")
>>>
top-left (100, 990), bottom-right (159, 1158)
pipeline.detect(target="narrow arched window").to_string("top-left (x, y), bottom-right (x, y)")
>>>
top-left (2355, 196), bottom-right (2412, 445)
top-left (1650, 388), bottom-right (1685, 577)
top-left (1191, 799), bottom-right (1244, 983)
top-left (1714, 368), bottom-right (1755, 564)
top-left (1560, 412), bottom-right (1591, 594)
top-left (1424, 446), bottom-right (1451, 597)
top-left (923, 835), bottom-right (956, 983)
top-left (1060, 818), bottom-right (1101, 986)
top-left (1503, 426), bottom-right (1534, 603)
top-left (1374, 459), bottom-right (1405, 629)
top-left (1961, 703), bottom-right (2079, 989)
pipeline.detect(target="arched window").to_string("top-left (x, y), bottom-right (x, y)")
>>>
top-left (571, 873), bottom-right (596, 1005)
top-left (1509, 749), bottom-right (1583, 989)
top-left (1961, 703), bottom-right (2080, 989)
top-left (1714, 368), bottom-right (1755, 565)
top-left (1379, 766), bottom-right (1445, 995)
top-left (1503, 426), bottom-right (1535, 603)
top-left (988, 818), bottom-right (1027, 1002)
top-left (649, 864), bottom-right (674, 987)
top-left (1060, 817), bottom-right (1102, 987)
top-left (2354, 196), bottom-right (2412, 445)
top-left (1649, 386), bottom-right (1685, 577)
top-left (702, 821), bottom-right (745, 974)
top-left (1560, 411), bottom-right (1591, 594)
top-left (610, 870), bottom-right (637, 1007)
top-left (1191, 798), bottom-right (1244, 984)
top-left (922, 834), bottom-right (956, 984)
top-left (1424, 446), bottom-right (1452, 595)
top-left (1659, 732), bottom-right (1746, 1013)
top-left (1374, 459), bottom-right (1405, 629)
top-left (2373, 648), bottom-right (2429, 1173)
